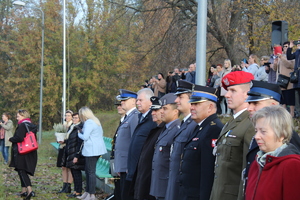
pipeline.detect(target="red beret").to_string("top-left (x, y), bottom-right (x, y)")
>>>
top-left (222, 71), bottom-right (254, 90)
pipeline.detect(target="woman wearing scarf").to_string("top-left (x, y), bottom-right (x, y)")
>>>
top-left (245, 106), bottom-right (300, 200)
top-left (0, 112), bottom-right (14, 164)
top-left (9, 109), bottom-right (37, 200)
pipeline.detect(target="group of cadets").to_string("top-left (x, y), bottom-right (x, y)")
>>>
top-left (110, 70), bottom-right (300, 200)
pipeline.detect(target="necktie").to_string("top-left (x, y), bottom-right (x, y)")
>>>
top-left (140, 115), bottom-right (144, 123)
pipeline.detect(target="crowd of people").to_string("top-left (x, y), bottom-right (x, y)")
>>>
top-left (109, 40), bottom-right (300, 200)
top-left (2, 39), bottom-right (300, 200)
top-left (110, 73), bottom-right (300, 200)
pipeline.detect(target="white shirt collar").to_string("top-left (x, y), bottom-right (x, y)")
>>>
top-left (233, 108), bottom-right (247, 119)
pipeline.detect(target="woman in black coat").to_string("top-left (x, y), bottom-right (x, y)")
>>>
top-left (9, 109), bottom-right (37, 200)
top-left (65, 113), bottom-right (85, 198)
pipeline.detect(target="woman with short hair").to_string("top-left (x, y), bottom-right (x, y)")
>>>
top-left (9, 109), bottom-right (37, 200)
top-left (245, 105), bottom-right (300, 200)
top-left (77, 107), bottom-right (107, 200)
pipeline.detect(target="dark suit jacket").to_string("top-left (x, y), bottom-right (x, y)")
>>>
top-left (178, 114), bottom-right (223, 200)
top-left (165, 115), bottom-right (197, 200)
top-left (134, 122), bottom-right (166, 200)
top-left (210, 110), bottom-right (255, 200)
top-left (150, 119), bottom-right (181, 198)
top-left (126, 110), bottom-right (157, 181)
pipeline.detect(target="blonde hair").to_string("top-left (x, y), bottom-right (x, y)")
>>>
top-left (250, 54), bottom-right (259, 64)
top-left (252, 105), bottom-right (293, 144)
top-left (224, 59), bottom-right (232, 68)
top-left (79, 106), bottom-right (101, 126)
top-left (17, 109), bottom-right (30, 118)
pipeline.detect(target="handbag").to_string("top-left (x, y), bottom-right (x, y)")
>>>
top-left (290, 69), bottom-right (299, 83)
top-left (277, 74), bottom-right (290, 89)
top-left (17, 123), bottom-right (38, 154)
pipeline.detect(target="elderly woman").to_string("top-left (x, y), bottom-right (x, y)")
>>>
top-left (9, 109), bottom-right (37, 200)
top-left (77, 107), bottom-right (107, 200)
top-left (245, 105), bottom-right (300, 200)
top-left (0, 112), bottom-right (14, 164)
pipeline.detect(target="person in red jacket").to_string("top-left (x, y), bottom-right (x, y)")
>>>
top-left (245, 105), bottom-right (300, 200)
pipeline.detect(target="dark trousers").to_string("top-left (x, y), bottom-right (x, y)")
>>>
top-left (120, 172), bottom-right (134, 200)
top-left (18, 169), bottom-right (31, 187)
top-left (71, 168), bottom-right (83, 193)
top-left (85, 156), bottom-right (99, 194)
top-left (114, 177), bottom-right (121, 200)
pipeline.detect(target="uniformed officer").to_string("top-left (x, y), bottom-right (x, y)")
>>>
top-left (165, 80), bottom-right (198, 200)
top-left (210, 71), bottom-right (255, 200)
top-left (134, 96), bottom-right (165, 200)
top-left (178, 85), bottom-right (223, 200)
top-left (150, 93), bottom-right (181, 200)
top-left (242, 80), bottom-right (300, 195)
top-left (114, 89), bottom-right (139, 200)
top-left (110, 96), bottom-right (126, 200)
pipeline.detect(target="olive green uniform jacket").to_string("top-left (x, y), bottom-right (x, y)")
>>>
top-left (210, 110), bottom-right (255, 200)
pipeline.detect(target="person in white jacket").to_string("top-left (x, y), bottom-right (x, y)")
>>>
top-left (77, 107), bottom-right (107, 200)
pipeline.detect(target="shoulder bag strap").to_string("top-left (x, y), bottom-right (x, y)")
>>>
top-left (24, 123), bottom-right (30, 134)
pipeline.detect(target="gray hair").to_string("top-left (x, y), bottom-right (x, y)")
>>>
top-left (252, 105), bottom-right (293, 144)
top-left (137, 88), bottom-right (154, 100)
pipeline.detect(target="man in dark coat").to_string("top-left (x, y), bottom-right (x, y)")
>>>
top-left (178, 85), bottom-right (223, 200)
top-left (242, 80), bottom-right (300, 195)
top-left (210, 71), bottom-right (255, 200)
top-left (134, 96), bottom-right (165, 200)
top-left (150, 93), bottom-right (181, 199)
top-left (165, 80), bottom-right (197, 200)
top-left (114, 89), bottom-right (139, 200)
top-left (287, 40), bottom-right (300, 117)
top-left (126, 88), bottom-right (157, 199)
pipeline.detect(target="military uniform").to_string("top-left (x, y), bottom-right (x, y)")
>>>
top-left (150, 118), bottom-right (181, 198)
top-left (165, 115), bottom-right (197, 200)
top-left (210, 110), bottom-right (254, 200)
top-left (179, 114), bottom-right (223, 200)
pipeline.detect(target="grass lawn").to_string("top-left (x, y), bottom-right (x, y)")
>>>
top-left (0, 110), bottom-right (120, 200)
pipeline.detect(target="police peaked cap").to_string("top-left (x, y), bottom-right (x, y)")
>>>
top-left (189, 84), bottom-right (218, 103)
top-left (246, 80), bottom-right (282, 102)
top-left (118, 89), bottom-right (137, 100)
top-left (175, 80), bottom-right (194, 95)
